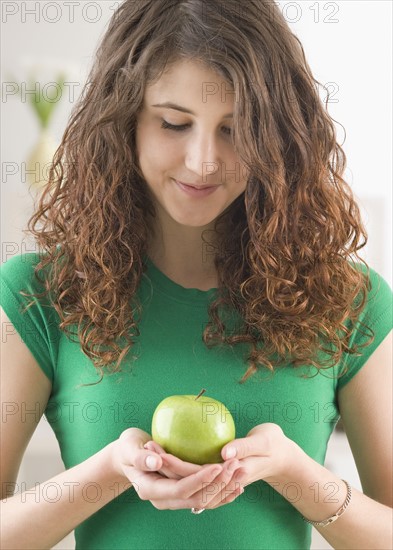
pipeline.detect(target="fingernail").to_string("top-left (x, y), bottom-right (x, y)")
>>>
top-left (225, 447), bottom-right (237, 459)
top-left (146, 455), bottom-right (159, 470)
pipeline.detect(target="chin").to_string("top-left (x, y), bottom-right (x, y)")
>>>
top-left (173, 214), bottom-right (220, 228)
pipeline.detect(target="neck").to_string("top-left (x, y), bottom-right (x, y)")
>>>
top-left (147, 222), bottom-right (221, 291)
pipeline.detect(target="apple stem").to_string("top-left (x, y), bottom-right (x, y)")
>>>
top-left (195, 388), bottom-right (206, 401)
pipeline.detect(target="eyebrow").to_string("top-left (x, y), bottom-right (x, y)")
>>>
top-left (152, 102), bottom-right (233, 118)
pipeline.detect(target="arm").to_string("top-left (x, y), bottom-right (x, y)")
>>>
top-left (228, 330), bottom-right (392, 549)
top-left (2, 445), bottom-right (131, 550)
top-left (0, 307), bottom-right (240, 549)
top-left (0, 307), bottom-right (131, 549)
top-left (274, 330), bottom-right (392, 549)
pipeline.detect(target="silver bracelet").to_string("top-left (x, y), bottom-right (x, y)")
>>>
top-left (302, 479), bottom-right (352, 527)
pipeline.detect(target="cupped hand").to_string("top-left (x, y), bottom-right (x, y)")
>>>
top-left (144, 440), bottom-right (245, 509)
top-left (204, 423), bottom-right (299, 508)
top-left (112, 428), bottom-right (244, 511)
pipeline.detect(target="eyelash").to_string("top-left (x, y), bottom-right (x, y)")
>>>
top-left (161, 120), bottom-right (232, 136)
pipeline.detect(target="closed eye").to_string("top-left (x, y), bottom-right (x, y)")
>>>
top-left (161, 120), bottom-right (189, 132)
top-left (161, 120), bottom-right (232, 136)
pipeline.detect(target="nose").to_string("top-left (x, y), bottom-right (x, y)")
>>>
top-left (184, 131), bottom-right (221, 180)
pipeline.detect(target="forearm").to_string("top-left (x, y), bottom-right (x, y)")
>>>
top-left (0, 441), bottom-right (131, 550)
top-left (265, 443), bottom-right (393, 550)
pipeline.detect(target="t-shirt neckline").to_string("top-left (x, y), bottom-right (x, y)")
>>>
top-left (142, 254), bottom-right (218, 304)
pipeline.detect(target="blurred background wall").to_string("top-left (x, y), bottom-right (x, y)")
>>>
top-left (1, 1), bottom-right (392, 549)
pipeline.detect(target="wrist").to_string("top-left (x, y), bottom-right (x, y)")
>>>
top-left (264, 437), bottom-right (310, 486)
top-left (263, 441), bottom-right (351, 524)
top-left (106, 439), bottom-right (133, 485)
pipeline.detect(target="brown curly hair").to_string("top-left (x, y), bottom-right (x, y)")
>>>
top-left (21, 0), bottom-right (373, 384)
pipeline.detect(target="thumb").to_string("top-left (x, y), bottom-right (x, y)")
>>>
top-left (221, 436), bottom-right (255, 461)
top-left (118, 428), bottom-right (164, 472)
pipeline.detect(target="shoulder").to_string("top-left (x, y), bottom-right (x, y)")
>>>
top-left (351, 261), bottom-right (392, 310)
top-left (354, 261), bottom-right (392, 332)
top-left (335, 262), bottom-right (392, 390)
top-left (1, 251), bottom-right (57, 312)
top-left (348, 260), bottom-right (392, 338)
top-left (1, 251), bottom-right (47, 286)
top-left (1, 252), bottom-right (60, 383)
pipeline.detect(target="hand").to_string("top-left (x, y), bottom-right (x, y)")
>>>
top-left (208, 423), bottom-right (298, 506)
top-left (112, 428), bottom-right (244, 510)
top-left (143, 439), bottom-right (245, 509)
top-left (144, 440), bottom-right (245, 509)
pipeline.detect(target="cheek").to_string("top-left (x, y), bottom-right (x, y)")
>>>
top-left (140, 131), bottom-right (179, 170)
top-left (236, 161), bottom-right (250, 191)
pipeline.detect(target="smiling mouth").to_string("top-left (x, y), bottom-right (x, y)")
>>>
top-left (174, 179), bottom-right (221, 198)
top-left (175, 180), bottom-right (219, 190)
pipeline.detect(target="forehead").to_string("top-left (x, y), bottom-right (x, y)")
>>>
top-left (144, 59), bottom-right (235, 107)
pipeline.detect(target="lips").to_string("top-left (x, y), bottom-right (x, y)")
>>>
top-left (175, 180), bottom-right (218, 190)
top-left (174, 180), bottom-right (220, 198)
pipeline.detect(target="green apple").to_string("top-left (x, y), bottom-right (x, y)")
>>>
top-left (151, 389), bottom-right (236, 464)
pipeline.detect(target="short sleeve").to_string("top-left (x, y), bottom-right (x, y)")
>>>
top-left (0, 253), bottom-right (60, 383)
top-left (337, 264), bottom-right (393, 389)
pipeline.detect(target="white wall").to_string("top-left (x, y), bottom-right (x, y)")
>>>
top-left (1, 2), bottom-right (392, 549)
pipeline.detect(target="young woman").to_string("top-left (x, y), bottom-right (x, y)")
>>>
top-left (1, 1), bottom-right (392, 548)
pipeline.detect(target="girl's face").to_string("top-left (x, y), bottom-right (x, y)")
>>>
top-left (135, 59), bottom-right (249, 230)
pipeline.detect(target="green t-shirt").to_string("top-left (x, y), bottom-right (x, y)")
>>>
top-left (1, 253), bottom-right (392, 550)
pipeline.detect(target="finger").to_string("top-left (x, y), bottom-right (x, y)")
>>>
top-left (158, 452), bottom-right (203, 477)
top-left (144, 441), bottom-right (166, 455)
top-left (221, 424), bottom-right (286, 461)
top-left (221, 435), bottom-right (262, 461)
top-left (142, 442), bottom-right (181, 479)
top-left (231, 467), bottom-right (247, 484)
top-left (132, 463), bottom-right (222, 503)
top-left (119, 428), bottom-right (164, 472)
top-left (157, 461), bottom-right (183, 481)
top-left (156, 466), bottom-right (182, 480)
top-left (165, 479), bottom-right (243, 512)
top-left (171, 464), bottom-right (223, 501)
top-left (202, 459), bottom-right (241, 508)
top-left (209, 484), bottom-right (244, 510)
top-left (231, 456), bottom-right (272, 486)
top-left (143, 442), bottom-right (203, 477)
top-left (143, 442), bottom-right (202, 478)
